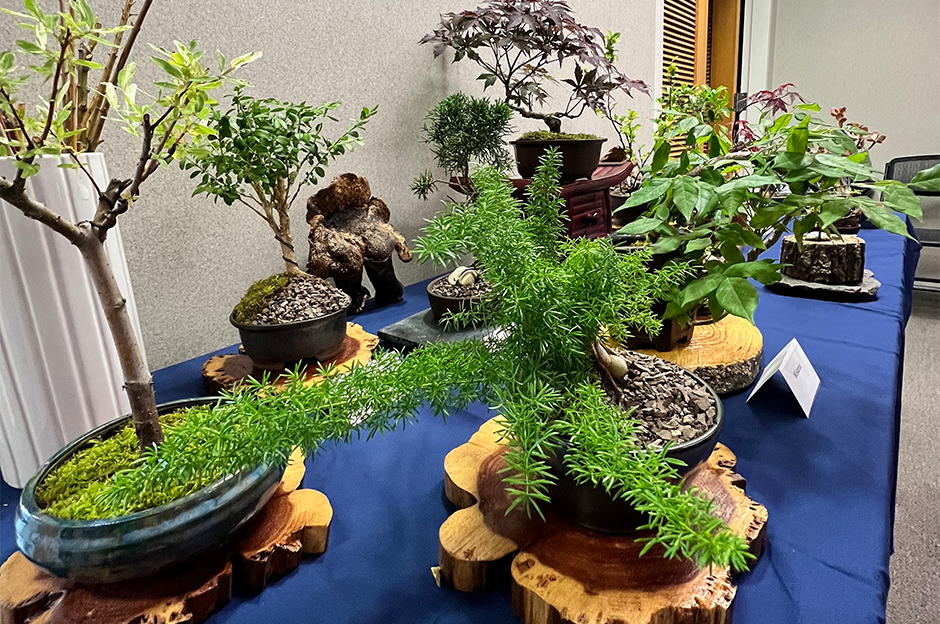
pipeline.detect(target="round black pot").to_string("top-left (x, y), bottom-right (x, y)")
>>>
top-left (834, 208), bottom-right (863, 235)
top-left (230, 305), bottom-right (348, 367)
top-left (427, 275), bottom-right (484, 326)
top-left (15, 398), bottom-right (282, 583)
top-left (511, 138), bottom-right (606, 182)
top-left (546, 375), bottom-right (723, 534)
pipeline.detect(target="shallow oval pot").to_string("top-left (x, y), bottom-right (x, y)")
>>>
top-left (511, 138), bottom-right (606, 182)
top-left (427, 275), bottom-right (484, 326)
top-left (546, 374), bottom-right (724, 534)
top-left (15, 398), bottom-right (282, 583)
top-left (230, 306), bottom-right (348, 367)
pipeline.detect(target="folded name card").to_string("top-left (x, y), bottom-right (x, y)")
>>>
top-left (747, 338), bottom-right (820, 417)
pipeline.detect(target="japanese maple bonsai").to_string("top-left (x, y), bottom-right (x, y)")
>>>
top-left (183, 87), bottom-right (378, 366)
top-left (1, 0), bottom-right (273, 582)
top-left (421, 0), bottom-right (647, 180)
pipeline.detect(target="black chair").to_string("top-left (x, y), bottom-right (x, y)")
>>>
top-left (885, 155), bottom-right (940, 291)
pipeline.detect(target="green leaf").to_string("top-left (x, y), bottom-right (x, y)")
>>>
top-left (672, 176), bottom-right (699, 222)
top-left (881, 184), bottom-right (923, 220)
top-left (715, 277), bottom-right (758, 324)
top-left (786, 116), bottom-right (809, 154)
top-left (151, 56), bottom-right (183, 79)
top-left (728, 174), bottom-right (780, 189)
top-left (623, 179), bottom-right (671, 208)
top-left (859, 202), bottom-right (912, 238)
top-left (679, 273), bottom-right (722, 307)
top-left (814, 153), bottom-right (874, 180)
top-left (650, 236), bottom-right (682, 255)
top-left (724, 260), bottom-right (781, 285)
top-left (716, 185), bottom-right (746, 215)
top-left (773, 151), bottom-right (814, 171)
top-left (719, 241), bottom-right (745, 265)
top-left (684, 237), bottom-right (712, 254)
top-left (910, 163), bottom-right (940, 192)
top-left (617, 217), bottom-right (662, 235)
top-left (15, 40), bottom-right (42, 55)
top-left (650, 140), bottom-right (670, 174)
top-left (819, 198), bottom-right (854, 229)
top-left (14, 159), bottom-right (40, 177)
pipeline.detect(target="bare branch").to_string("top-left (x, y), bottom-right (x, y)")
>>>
top-left (0, 172), bottom-right (86, 244)
top-left (82, 0), bottom-right (133, 144)
top-left (38, 31), bottom-right (71, 145)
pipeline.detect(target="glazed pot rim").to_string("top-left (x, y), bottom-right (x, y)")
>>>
top-left (556, 368), bottom-right (723, 455)
top-left (20, 397), bottom-right (276, 528)
top-left (229, 303), bottom-right (348, 331)
top-left (427, 274), bottom-right (486, 303)
top-left (510, 137), bottom-right (607, 145)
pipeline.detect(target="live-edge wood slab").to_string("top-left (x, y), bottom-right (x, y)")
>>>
top-left (202, 322), bottom-right (378, 393)
top-left (0, 449), bottom-right (332, 624)
top-left (438, 418), bottom-right (767, 624)
top-left (636, 314), bottom-right (763, 395)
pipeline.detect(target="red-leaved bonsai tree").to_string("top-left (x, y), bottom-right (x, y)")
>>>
top-left (0, 0), bottom-right (258, 451)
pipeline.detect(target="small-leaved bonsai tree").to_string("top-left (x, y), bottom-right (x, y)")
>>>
top-left (421, 0), bottom-right (646, 133)
top-left (92, 150), bottom-right (753, 571)
top-left (412, 92), bottom-right (513, 199)
top-left (0, 0), bottom-right (258, 451)
top-left (183, 86), bottom-right (377, 276)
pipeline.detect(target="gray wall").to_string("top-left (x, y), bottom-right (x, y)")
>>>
top-left (80, 0), bottom-right (659, 369)
top-left (770, 0), bottom-right (940, 172)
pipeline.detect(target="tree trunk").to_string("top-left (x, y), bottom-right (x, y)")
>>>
top-left (274, 203), bottom-right (302, 276)
top-left (780, 233), bottom-right (865, 285)
top-left (76, 224), bottom-right (162, 450)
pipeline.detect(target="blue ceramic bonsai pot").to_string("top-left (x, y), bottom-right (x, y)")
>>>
top-left (15, 398), bottom-right (282, 583)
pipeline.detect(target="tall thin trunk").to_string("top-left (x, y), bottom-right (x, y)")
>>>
top-left (76, 225), bottom-right (162, 450)
top-left (274, 188), bottom-right (302, 276)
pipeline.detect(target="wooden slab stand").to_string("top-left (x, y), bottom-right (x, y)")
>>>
top-left (0, 450), bottom-right (332, 624)
top-left (202, 322), bottom-right (379, 393)
top-left (438, 418), bottom-right (767, 624)
top-left (636, 314), bottom-right (763, 395)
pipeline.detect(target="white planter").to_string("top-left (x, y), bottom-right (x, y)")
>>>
top-left (0, 154), bottom-right (146, 487)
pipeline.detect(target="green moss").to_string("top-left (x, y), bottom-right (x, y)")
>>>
top-left (519, 130), bottom-right (600, 141)
top-left (232, 273), bottom-right (290, 324)
top-left (35, 406), bottom-right (219, 520)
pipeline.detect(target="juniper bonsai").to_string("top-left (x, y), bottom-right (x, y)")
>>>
top-left (91, 150), bottom-right (752, 572)
top-left (0, 0), bottom-right (258, 450)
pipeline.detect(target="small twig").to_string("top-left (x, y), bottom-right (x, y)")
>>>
top-left (0, 85), bottom-right (35, 150)
top-left (67, 150), bottom-right (103, 199)
top-left (38, 31), bottom-right (71, 145)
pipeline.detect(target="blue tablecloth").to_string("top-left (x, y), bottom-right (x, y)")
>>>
top-left (0, 226), bottom-right (919, 624)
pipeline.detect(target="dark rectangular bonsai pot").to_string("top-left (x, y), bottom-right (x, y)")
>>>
top-left (511, 138), bottom-right (606, 182)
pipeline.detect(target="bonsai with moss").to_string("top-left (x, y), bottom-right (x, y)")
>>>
top-left (86, 151), bottom-right (753, 572)
top-left (412, 92), bottom-right (513, 199)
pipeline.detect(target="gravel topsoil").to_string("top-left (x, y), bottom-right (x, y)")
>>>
top-left (607, 349), bottom-right (718, 447)
top-left (254, 276), bottom-right (351, 325)
top-left (429, 278), bottom-right (491, 299)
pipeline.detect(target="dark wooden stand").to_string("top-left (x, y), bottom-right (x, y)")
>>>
top-left (511, 162), bottom-right (633, 239)
top-left (0, 450), bottom-right (332, 624)
top-left (202, 322), bottom-right (379, 393)
top-left (634, 315), bottom-right (763, 395)
top-left (436, 418), bottom-right (767, 624)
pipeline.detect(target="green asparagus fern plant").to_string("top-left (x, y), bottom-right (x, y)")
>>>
top-left (83, 149), bottom-right (752, 572)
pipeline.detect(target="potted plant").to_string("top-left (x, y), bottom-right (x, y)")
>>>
top-left (421, 0), bottom-right (647, 182)
top-left (411, 91), bottom-right (513, 199)
top-left (182, 87), bottom-right (378, 366)
top-left (619, 83), bottom-right (936, 324)
top-left (0, 0), bottom-right (271, 581)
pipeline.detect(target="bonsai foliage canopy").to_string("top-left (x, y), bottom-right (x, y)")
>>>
top-left (183, 86), bottom-right (378, 275)
top-left (0, 0), bottom-right (258, 450)
top-left (618, 83), bottom-right (939, 325)
top-left (421, 0), bottom-right (647, 132)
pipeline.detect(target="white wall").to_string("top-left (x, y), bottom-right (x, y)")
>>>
top-left (767, 0), bottom-right (940, 171)
top-left (1, 0), bottom-right (660, 370)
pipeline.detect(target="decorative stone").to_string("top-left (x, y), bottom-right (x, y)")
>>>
top-left (780, 233), bottom-right (865, 285)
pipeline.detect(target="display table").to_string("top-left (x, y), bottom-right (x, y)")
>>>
top-left (0, 225), bottom-right (919, 624)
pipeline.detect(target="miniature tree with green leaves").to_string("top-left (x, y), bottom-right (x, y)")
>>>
top-left (618, 84), bottom-right (938, 324)
top-left (412, 92), bottom-right (513, 199)
top-left (0, 0), bottom-right (257, 451)
top-left (182, 87), bottom-right (377, 276)
top-left (92, 150), bottom-right (753, 571)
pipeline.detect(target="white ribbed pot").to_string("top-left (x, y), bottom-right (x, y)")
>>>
top-left (0, 154), bottom-right (146, 487)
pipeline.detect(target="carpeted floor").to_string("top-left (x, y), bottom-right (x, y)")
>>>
top-left (887, 289), bottom-right (940, 623)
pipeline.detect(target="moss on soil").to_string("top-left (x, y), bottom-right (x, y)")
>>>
top-left (232, 273), bottom-right (290, 324)
top-left (35, 405), bottom-right (217, 520)
top-left (519, 130), bottom-right (600, 141)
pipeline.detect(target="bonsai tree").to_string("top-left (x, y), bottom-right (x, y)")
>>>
top-left (0, 0), bottom-right (258, 450)
top-left (411, 92), bottom-right (513, 199)
top-left (420, 0), bottom-right (646, 133)
top-left (183, 86), bottom-right (377, 276)
top-left (618, 84), bottom-right (938, 324)
top-left (92, 151), bottom-right (753, 572)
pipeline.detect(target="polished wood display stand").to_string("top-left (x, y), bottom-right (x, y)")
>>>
top-left (202, 322), bottom-right (378, 393)
top-left (437, 419), bottom-right (767, 624)
top-left (0, 450), bottom-right (332, 624)
top-left (636, 315), bottom-right (763, 395)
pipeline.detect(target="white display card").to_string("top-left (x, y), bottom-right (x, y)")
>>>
top-left (746, 338), bottom-right (820, 417)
